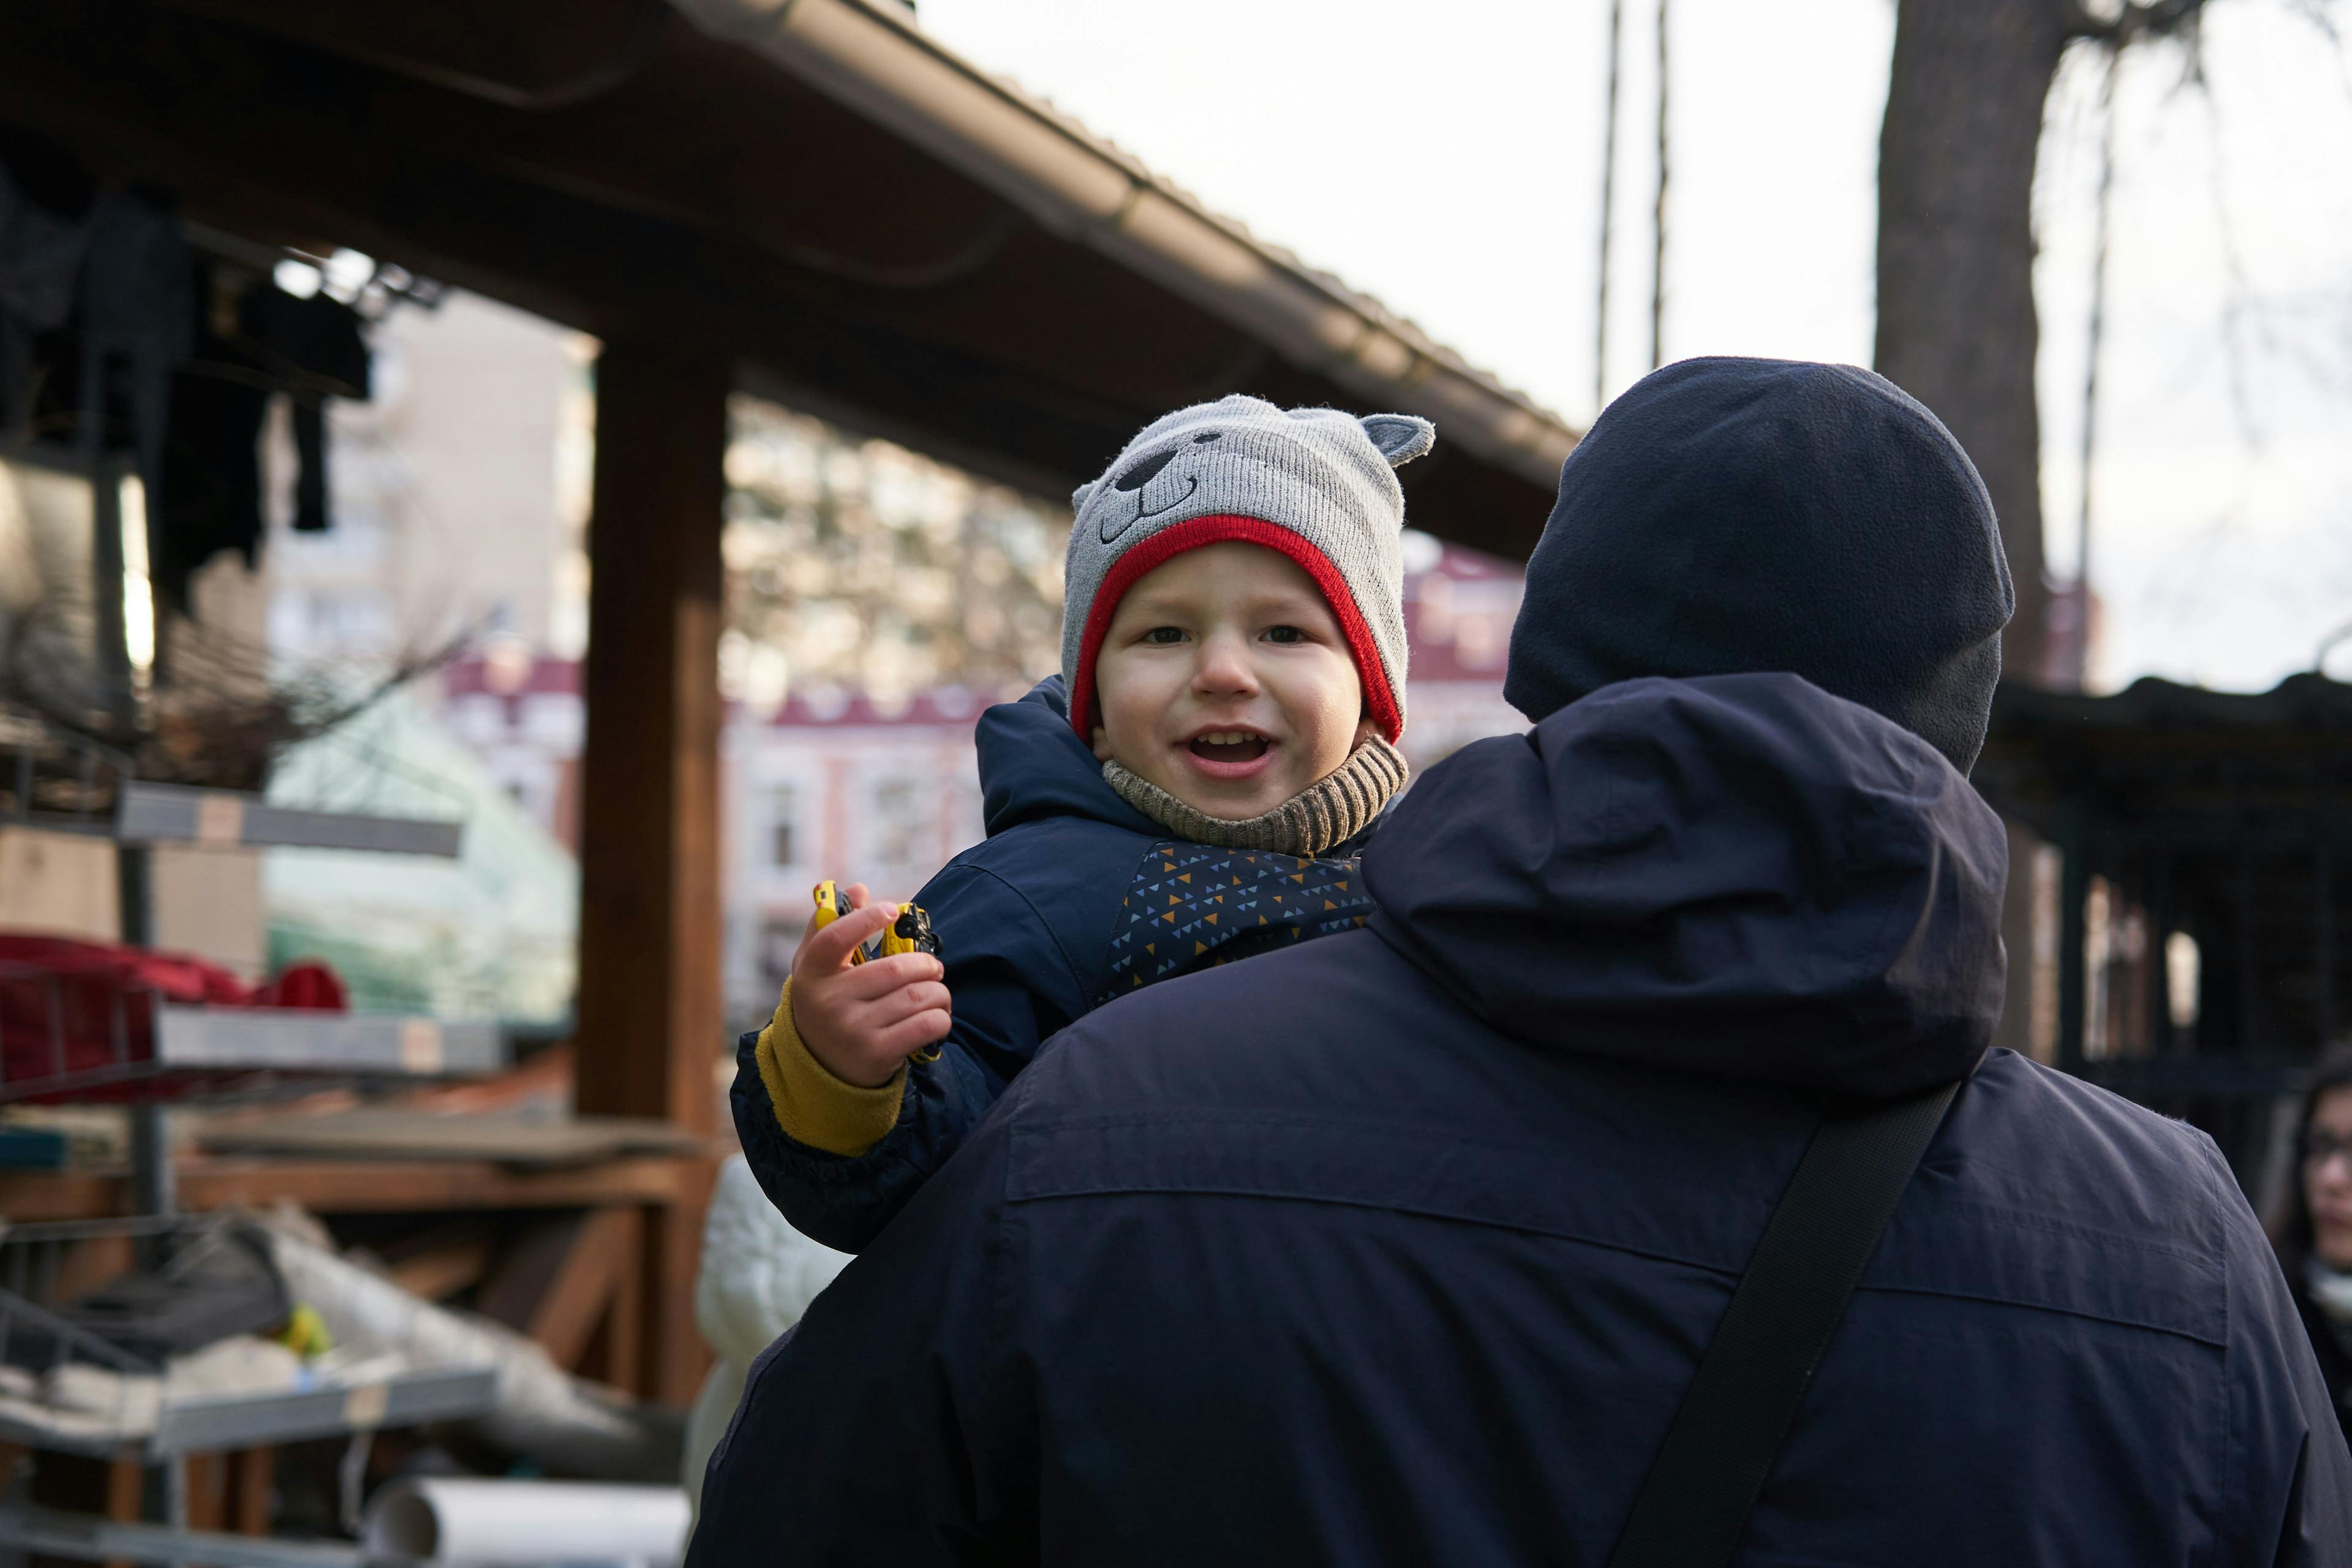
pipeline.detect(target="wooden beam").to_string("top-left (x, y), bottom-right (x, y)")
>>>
top-left (476, 1208), bottom-right (642, 1374)
top-left (382, 1226), bottom-right (497, 1303)
top-left (0, 1156), bottom-right (703, 1221)
top-left (574, 1209), bottom-right (646, 1393)
top-left (573, 340), bottom-right (728, 1134)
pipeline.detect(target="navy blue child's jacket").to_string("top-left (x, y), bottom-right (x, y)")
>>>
top-left (729, 676), bottom-right (1374, 1252)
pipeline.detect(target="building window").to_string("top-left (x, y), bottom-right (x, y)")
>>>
top-left (870, 778), bottom-right (930, 867)
top-left (768, 786), bottom-right (798, 869)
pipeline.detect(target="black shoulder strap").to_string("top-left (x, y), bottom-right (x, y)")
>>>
top-left (1603, 1077), bottom-right (1962, 1568)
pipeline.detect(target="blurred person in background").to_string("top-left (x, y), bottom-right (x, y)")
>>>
top-left (2274, 1046), bottom-right (2352, 1444)
top-left (682, 1155), bottom-right (848, 1531)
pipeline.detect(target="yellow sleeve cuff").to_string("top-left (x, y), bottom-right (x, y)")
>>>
top-left (753, 979), bottom-right (909, 1158)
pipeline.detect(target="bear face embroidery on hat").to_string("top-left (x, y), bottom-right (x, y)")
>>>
top-left (1095, 432), bottom-right (1213, 543)
top-left (1061, 395), bottom-right (1435, 747)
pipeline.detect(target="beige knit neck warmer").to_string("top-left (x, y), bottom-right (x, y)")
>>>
top-left (1101, 736), bottom-right (1408, 858)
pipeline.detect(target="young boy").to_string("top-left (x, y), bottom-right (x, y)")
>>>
top-left (732, 394), bottom-right (1434, 1252)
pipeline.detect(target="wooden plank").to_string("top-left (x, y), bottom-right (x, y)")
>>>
top-left (538, 1208), bottom-right (640, 1380)
top-left (0, 1157), bottom-right (700, 1221)
top-left (573, 341), bottom-right (728, 1137)
top-left (474, 1208), bottom-right (639, 1374)
top-left (383, 1229), bottom-right (496, 1303)
top-left (181, 1156), bottom-right (701, 1214)
top-left (475, 1213), bottom-right (589, 1336)
top-left (195, 1110), bottom-right (703, 1167)
top-left (587, 1217), bottom-right (645, 1395)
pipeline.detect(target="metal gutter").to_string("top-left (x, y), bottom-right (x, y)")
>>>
top-left (671, 0), bottom-right (1580, 488)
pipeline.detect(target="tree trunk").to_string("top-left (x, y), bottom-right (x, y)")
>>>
top-left (1875, 0), bottom-right (2075, 684)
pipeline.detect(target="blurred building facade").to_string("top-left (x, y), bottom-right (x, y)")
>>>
top-left (266, 290), bottom-right (592, 665)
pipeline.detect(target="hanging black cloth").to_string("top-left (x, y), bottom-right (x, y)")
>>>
top-left (75, 190), bottom-right (192, 503)
top-left (0, 156), bottom-right (91, 440)
top-left (154, 265), bottom-right (268, 612)
top-left (154, 273), bottom-right (372, 608)
top-left (237, 283), bottom-right (369, 533)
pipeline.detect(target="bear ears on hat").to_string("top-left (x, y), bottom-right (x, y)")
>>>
top-left (1359, 413), bottom-right (1435, 468)
top-left (1068, 408), bottom-right (1436, 511)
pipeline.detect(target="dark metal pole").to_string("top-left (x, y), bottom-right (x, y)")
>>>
top-left (2148, 851), bottom-right (2176, 1056)
top-left (2318, 848), bottom-right (2337, 1052)
top-left (1596, 0), bottom-right (1624, 413)
top-left (1649, 0), bottom-right (1669, 371)
top-left (2057, 799), bottom-right (2088, 1074)
top-left (119, 840), bottom-right (175, 1225)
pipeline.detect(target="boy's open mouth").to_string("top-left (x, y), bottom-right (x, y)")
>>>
top-left (1188, 730), bottom-right (1271, 764)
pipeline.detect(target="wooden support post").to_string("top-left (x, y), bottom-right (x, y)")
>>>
top-left (230, 1447), bottom-right (274, 1536)
top-left (574, 340), bottom-right (727, 1406)
top-left (576, 340), bottom-right (728, 1131)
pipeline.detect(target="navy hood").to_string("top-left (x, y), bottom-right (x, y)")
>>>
top-left (1365, 673), bottom-right (2006, 1099)
top-left (978, 676), bottom-right (1160, 838)
top-left (1504, 357), bottom-right (2013, 775)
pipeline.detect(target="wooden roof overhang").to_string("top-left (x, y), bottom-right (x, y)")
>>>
top-left (0, 0), bottom-right (1575, 555)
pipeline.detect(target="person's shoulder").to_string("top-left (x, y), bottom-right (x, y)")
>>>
top-left (1012, 927), bottom-right (1448, 1112)
top-left (1960, 1048), bottom-right (2236, 1202)
top-left (1891, 1049), bottom-right (2247, 1339)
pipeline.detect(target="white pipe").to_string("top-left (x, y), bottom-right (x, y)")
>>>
top-left (362, 1478), bottom-right (689, 1567)
top-left (261, 1227), bottom-right (669, 1481)
top-left (671, 0), bottom-right (1580, 487)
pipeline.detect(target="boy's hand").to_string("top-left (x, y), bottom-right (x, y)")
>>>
top-left (790, 882), bottom-right (952, 1089)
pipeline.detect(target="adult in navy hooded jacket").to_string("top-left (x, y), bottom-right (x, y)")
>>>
top-left (729, 676), bottom-right (1372, 1253)
top-left (694, 359), bottom-right (2352, 1565)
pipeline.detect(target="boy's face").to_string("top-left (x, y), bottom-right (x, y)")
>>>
top-left (1090, 541), bottom-right (1375, 820)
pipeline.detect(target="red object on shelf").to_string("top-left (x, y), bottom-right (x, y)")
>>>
top-left (248, 960), bottom-right (348, 1012)
top-left (0, 935), bottom-right (349, 1102)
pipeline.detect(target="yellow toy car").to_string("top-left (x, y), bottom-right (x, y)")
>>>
top-left (813, 880), bottom-right (940, 965)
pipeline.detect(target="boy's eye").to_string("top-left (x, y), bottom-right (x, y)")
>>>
top-left (1142, 626), bottom-right (1187, 645)
top-left (1262, 625), bottom-right (1306, 644)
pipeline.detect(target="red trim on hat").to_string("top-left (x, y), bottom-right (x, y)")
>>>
top-left (1069, 514), bottom-right (1402, 746)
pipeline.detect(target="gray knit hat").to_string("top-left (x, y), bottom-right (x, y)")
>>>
top-left (1061, 394), bottom-right (1435, 743)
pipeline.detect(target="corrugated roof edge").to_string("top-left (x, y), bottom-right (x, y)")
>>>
top-left (672, 0), bottom-right (1581, 489)
top-left (1988, 671), bottom-right (2352, 737)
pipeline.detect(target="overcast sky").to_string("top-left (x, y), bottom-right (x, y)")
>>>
top-left (919, 0), bottom-right (2352, 693)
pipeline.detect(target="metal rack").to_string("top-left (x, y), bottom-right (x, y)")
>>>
top-left (0, 1216), bottom-right (497, 1567)
top-left (0, 731), bottom-right (494, 1189)
top-left (2, 723), bottom-right (507, 1562)
top-left (0, 965), bottom-right (504, 1106)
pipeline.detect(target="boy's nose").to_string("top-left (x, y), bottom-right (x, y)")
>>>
top-left (1191, 632), bottom-right (1261, 696)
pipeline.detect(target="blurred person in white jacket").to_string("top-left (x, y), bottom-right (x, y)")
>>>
top-left (684, 1155), bottom-right (850, 1523)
